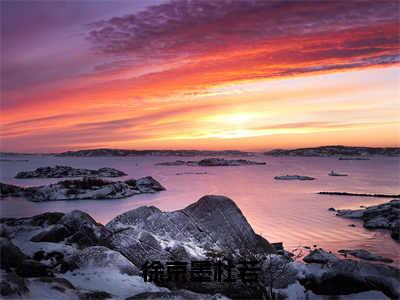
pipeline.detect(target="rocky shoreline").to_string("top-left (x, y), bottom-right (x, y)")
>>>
top-left (334, 199), bottom-right (400, 241)
top-left (1, 195), bottom-right (398, 299)
top-left (0, 176), bottom-right (165, 201)
top-left (15, 166), bottom-right (127, 179)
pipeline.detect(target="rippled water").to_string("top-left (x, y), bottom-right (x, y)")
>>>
top-left (1, 155), bottom-right (399, 264)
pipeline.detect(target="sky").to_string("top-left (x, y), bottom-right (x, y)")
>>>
top-left (1, 0), bottom-right (399, 153)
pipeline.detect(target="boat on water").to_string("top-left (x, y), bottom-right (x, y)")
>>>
top-left (329, 170), bottom-right (348, 176)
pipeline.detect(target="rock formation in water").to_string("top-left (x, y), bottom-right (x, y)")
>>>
top-left (299, 249), bottom-right (399, 298)
top-left (274, 175), bottom-right (315, 181)
top-left (335, 199), bottom-right (400, 241)
top-left (15, 165), bottom-right (127, 178)
top-left (338, 249), bottom-right (393, 263)
top-left (0, 176), bottom-right (165, 201)
top-left (0, 183), bottom-right (25, 198)
top-left (157, 158), bottom-right (266, 166)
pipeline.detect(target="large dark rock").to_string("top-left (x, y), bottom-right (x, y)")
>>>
top-left (0, 212), bottom-right (65, 227)
top-left (303, 249), bottom-right (338, 264)
top-left (60, 210), bottom-right (111, 248)
top-left (0, 270), bottom-right (29, 297)
top-left (106, 195), bottom-right (273, 267)
top-left (0, 182), bottom-right (25, 198)
top-left (15, 259), bottom-right (53, 277)
top-left (30, 224), bottom-right (72, 243)
top-left (300, 258), bottom-right (400, 298)
top-left (0, 237), bottom-right (27, 269)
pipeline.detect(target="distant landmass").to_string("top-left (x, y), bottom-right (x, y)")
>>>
top-left (55, 148), bottom-right (253, 157)
top-left (1, 146), bottom-right (399, 157)
top-left (264, 146), bottom-right (400, 157)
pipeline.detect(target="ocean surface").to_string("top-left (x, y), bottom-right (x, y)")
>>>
top-left (1, 154), bottom-right (399, 265)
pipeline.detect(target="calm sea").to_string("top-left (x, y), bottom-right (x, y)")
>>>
top-left (1, 154), bottom-right (399, 264)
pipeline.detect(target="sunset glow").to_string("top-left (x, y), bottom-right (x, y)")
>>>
top-left (1, 0), bottom-right (399, 152)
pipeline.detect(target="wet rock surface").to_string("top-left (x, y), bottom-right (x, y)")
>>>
top-left (0, 182), bottom-right (25, 198)
top-left (338, 249), bottom-right (394, 263)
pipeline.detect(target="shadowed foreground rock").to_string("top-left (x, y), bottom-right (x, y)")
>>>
top-left (0, 182), bottom-right (25, 198)
top-left (300, 249), bottom-right (400, 298)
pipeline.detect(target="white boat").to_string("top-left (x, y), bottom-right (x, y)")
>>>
top-left (328, 170), bottom-right (348, 176)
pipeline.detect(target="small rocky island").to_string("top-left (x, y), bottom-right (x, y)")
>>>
top-left (0, 177), bottom-right (165, 201)
top-left (1, 195), bottom-right (398, 299)
top-left (157, 157), bottom-right (266, 166)
top-left (335, 199), bottom-right (400, 241)
top-left (15, 165), bottom-right (127, 178)
top-left (274, 175), bottom-right (315, 181)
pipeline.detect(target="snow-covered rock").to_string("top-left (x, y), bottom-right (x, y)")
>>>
top-left (62, 246), bottom-right (166, 298)
top-left (15, 165), bottom-right (127, 178)
top-left (14, 176), bottom-right (166, 201)
top-left (106, 195), bottom-right (274, 267)
top-left (69, 246), bottom-right (139, 275)
top-left (336, 199), bottom-right (400, 241)
top-left (1, 197), bottom-right (399, 299)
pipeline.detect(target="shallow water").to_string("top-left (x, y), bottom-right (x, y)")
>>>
top-left (1, 154), bottom-right (399, 265)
